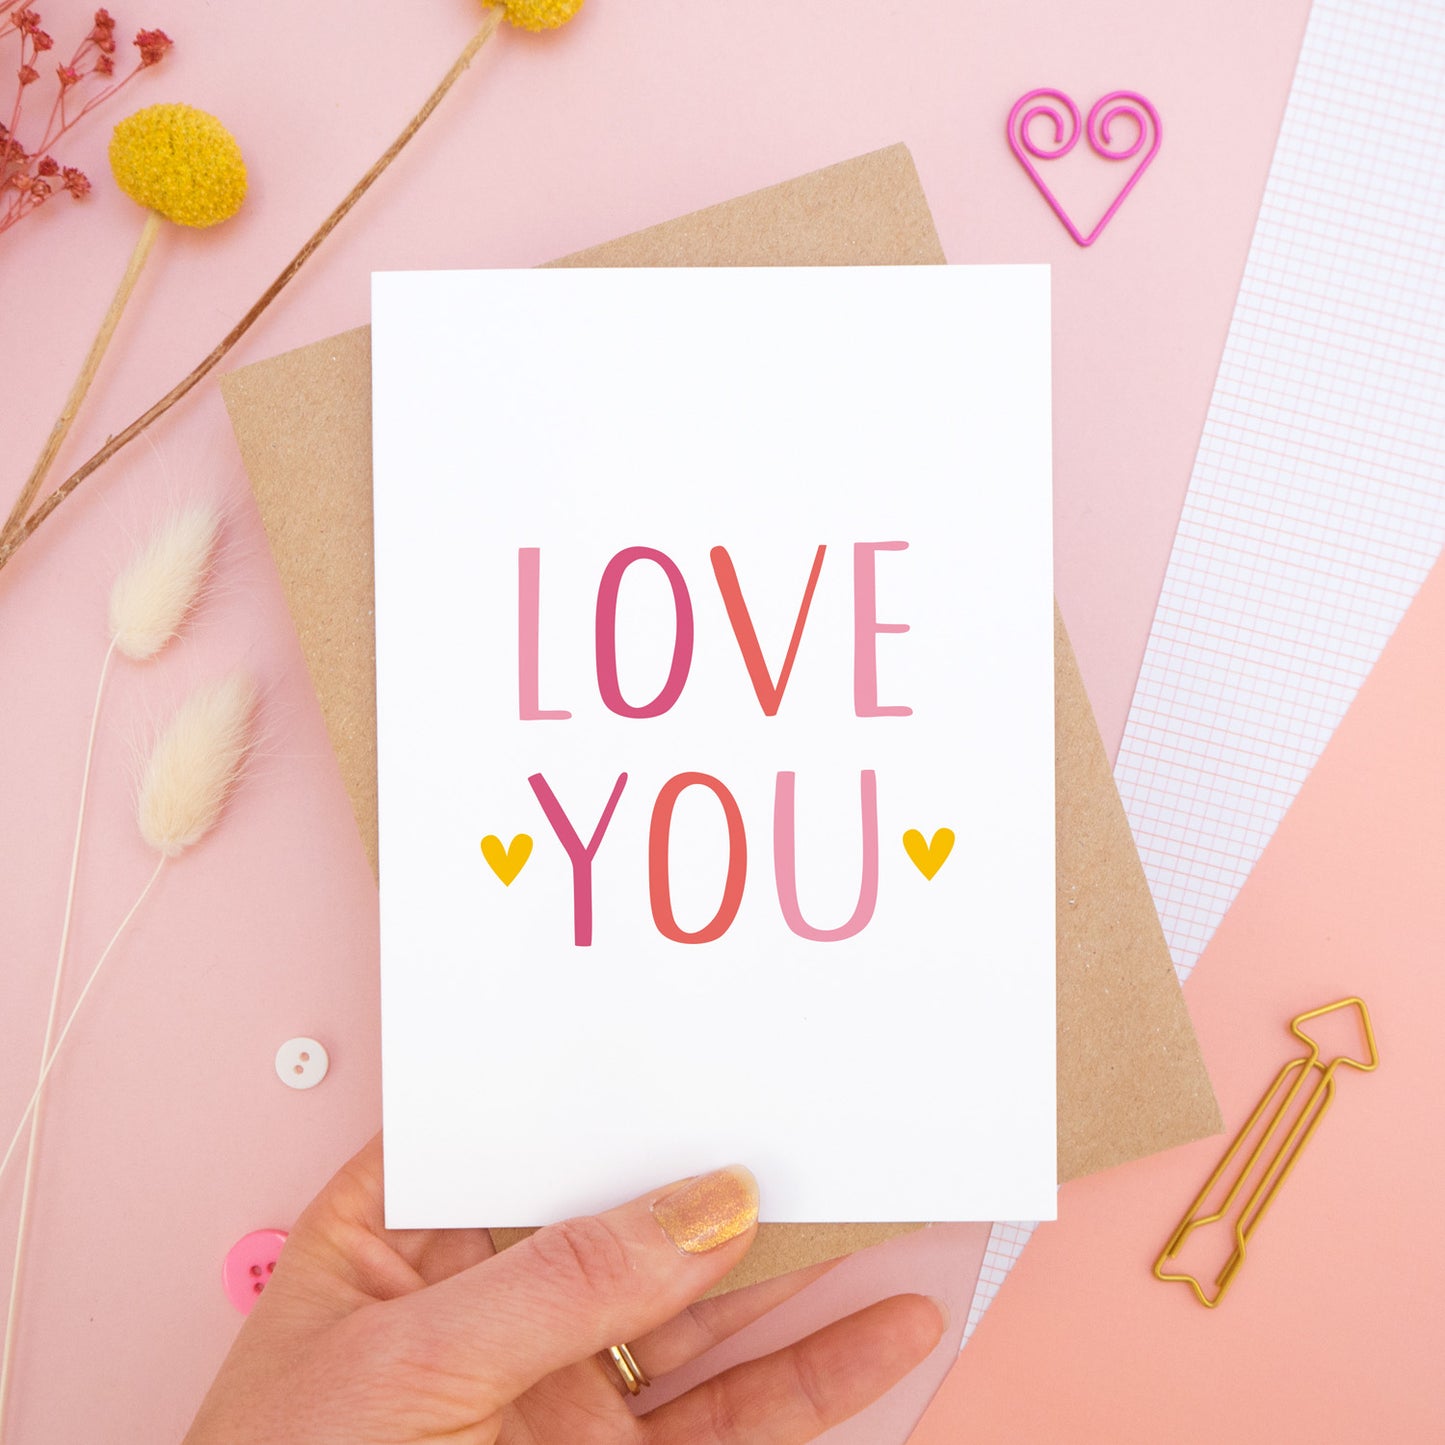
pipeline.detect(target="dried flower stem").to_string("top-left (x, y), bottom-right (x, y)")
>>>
top-left (0, 857), bottom-right (167, 1195)
top-left (0, 9), bottom-right (503, 577)
top-left (0, 639), bottom-right (117, 1434)
top-left (0, 856), bottom-right (165, 1435)
top-left (2, 209), bottom-right (161, 544)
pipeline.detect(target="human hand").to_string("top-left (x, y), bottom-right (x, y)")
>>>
top-left (184, 1134), bottom-right (947, 1444)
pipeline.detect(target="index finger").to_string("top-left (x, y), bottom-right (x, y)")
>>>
top-left (380, 1165), bottom-right (760, 1415)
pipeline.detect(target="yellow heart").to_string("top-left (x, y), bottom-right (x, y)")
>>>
top-left (902, 827), bottom-right (954, 881)
top-left (480, 833), bottom-right (533, 886)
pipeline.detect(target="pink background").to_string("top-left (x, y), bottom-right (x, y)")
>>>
top-left (7, 0), bottom-right (1437, 1441)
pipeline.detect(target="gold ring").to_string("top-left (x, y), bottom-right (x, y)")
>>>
top-left (606, 1342), bottom-right (651, 1396)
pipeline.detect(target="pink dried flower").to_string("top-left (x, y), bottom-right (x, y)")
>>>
top-left (133, 27), bottom-right (169, 65)
top-left (2, 5), bottom-right (174, 236)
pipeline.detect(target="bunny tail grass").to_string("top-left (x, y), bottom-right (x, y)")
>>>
top-left (137, 673), bottom-right (255, 856)
top-left (0, 672), bottom-right (254, 1189)
top-left (1, 508), bottom-right (225, 1429)
top-left (0, 672), bottom-right (255, 1198)
top-left (108, 503), bottom-right (220, 661)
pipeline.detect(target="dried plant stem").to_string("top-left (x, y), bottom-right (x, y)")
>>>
top-left (0, 9), bottom-right (503, 579)
top-left (2, 212), bottom-right (162, 546)
top-left (0, 849), bottom-right (164, 1426)
top-left (0, 857), bottom-right (167, 1197)
top-left (0, 641), bottom-right (117, 1437)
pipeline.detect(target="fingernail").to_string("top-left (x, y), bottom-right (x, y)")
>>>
top-left (928, 1296), bottom-right (951, 1332)
top-left (652, 1166), bottom-right (759, 1255)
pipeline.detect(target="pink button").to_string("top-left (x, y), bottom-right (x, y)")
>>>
top-left (222, 1229), bottom-right (289, 1315)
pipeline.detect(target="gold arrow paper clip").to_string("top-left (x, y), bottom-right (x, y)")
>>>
top-left (1154, 997), bottom-right (1378, 1308)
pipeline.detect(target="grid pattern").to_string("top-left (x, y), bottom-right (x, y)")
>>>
top-left (1117, 0), bottom-right (1445, 982)
top-left (964, 0), bottom-right (1445, 1344)
top-left (964, 1219), bottom-right (1038, 1339)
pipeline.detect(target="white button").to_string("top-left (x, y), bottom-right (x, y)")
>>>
top-left (275, 1037), bottom-right (329, 1090)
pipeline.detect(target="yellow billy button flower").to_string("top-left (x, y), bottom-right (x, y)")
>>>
top-left (4, 106), bottom-right (248, 549)
top-left (486, 0), bottom-right (586, 32)
top-left (109, 103), bottom-right (247, 228)
top-left (0, 0), bottom-right (594, 577)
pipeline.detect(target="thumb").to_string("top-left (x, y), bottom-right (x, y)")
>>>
top-left (382, 1165), bottom-right (759, 1413)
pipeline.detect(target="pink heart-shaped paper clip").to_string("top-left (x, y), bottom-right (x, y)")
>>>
top-left (1006, 89), bottom-right (1162, 247)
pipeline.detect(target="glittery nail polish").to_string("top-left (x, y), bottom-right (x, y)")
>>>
top-left (652, 1166), bottom-right (759, 1255)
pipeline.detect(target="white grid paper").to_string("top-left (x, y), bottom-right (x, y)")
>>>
top-left (964, 0), bottom-right (1445, 1343)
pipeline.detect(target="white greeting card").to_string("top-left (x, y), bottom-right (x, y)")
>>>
top-left (372, 266), bottom-right (1055, 1226)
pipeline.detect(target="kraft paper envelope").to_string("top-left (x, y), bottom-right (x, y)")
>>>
top-left (222, 143), bottom-right (1221, 1290)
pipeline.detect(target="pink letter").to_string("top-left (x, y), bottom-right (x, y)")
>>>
top-left (773, 771), bottom-right (879, 941)
top-left (595, 548), bottom-right (694, 718)
top-left (528, 772), bottom-right (628, 946)
top-left (517, 548), bottom-right (571, 721)
top-left (710, 545), bottom-right (826, 717)
top-left (853, 541), bottom-right (912, 717)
